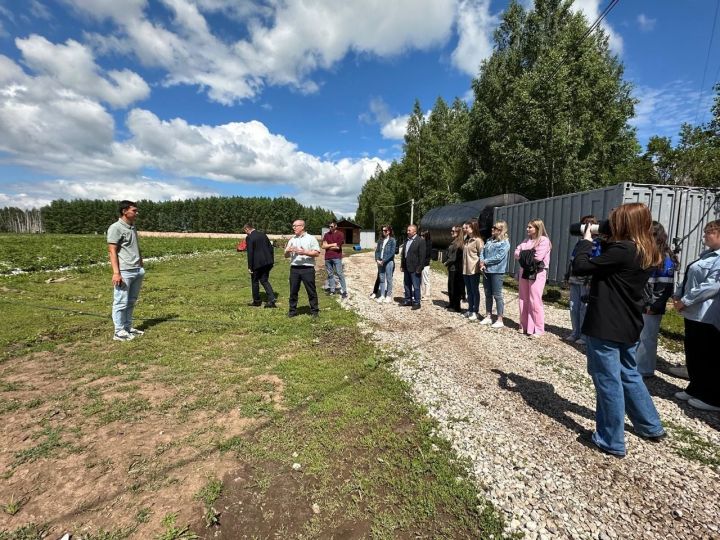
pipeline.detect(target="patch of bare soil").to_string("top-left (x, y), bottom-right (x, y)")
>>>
top-left (0, 349), bottom-right (279, 538)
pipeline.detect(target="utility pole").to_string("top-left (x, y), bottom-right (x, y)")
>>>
top-left (410, 199), bottom-right (415, 225)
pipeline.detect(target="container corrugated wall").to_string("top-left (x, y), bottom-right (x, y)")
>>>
top-left (495, 183), bottom-right (720, 284)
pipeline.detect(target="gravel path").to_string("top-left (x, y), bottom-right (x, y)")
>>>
top-left (339, 252), bottom-right (720, 540)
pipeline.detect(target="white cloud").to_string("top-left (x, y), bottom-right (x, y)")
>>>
top-left (0, 179), bottom-right (215, 210)
top-left (631, 81), bottom-right (713, 145)
top-left (0, 52), bottom-right (388, 215)
top-left (637, 14), bottom-right (656, 32)
top-left (451, 0), bottom-right (497, 76)
top-left (30, 0), bottom-right (52, 21)
top-left (571, 0), bottom-right (623, 55)
top-left (381, 115), bottom-right (410, 140)
top-left (65, 0), bottom-right (458, 104)
top-left (15, 35), bottom-right (150, 108)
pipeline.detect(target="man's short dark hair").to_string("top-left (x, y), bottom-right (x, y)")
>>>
top-left (118, 200), bottom-right (137, 216)
top-left (329, 220), bottom-right (337, 227)
top-left (243, 223), bottom-right (254, 230)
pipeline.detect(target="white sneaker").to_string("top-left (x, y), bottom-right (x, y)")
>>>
top-left (128, 327), bottom-right (144, 336)
top-left (369, 293), bottom-right (376, 299)
top-left (688, 398), bottom-right (720, 412)
top-left (383, 296), bottom-right (392, 303)
top-left (668, 366), bottom-right (689, 380)
top-left (468, 313), bottom-right (478, 321)
top-left (674, 391), bottom-right (693, 401)
top-left (479, 317), bottom-right (493, 325)
top-left (376, 297), bottom-right (384, 303)
top-left (491, 320), bottom-right (504, 329)
top-left (113, 329), bottom-right (135, 341)
top-left (463, 311), bottom-right (471, 318)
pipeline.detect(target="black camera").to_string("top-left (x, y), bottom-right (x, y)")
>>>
top-left (569, 220), bottom-right (611, 236)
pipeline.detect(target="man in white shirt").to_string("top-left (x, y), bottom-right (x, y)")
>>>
top-left (285, 219), bottom-right (321, 318)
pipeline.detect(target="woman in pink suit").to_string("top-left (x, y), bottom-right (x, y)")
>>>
top-left (514, 219), bottom-right (552, 337)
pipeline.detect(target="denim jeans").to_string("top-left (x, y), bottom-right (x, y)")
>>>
top-left (482, 272), bottom-right (505, 316)
top-left (112, 267), bottom-right (145, 333)
top-left (635, 313), bottom-right (662, 376)
top-left (403, 270), bottom-right (421, 305)
top-left (324, 258), bottom-right (346, 294)
top-left (586, 336), bottom-right (664, 455)
top-left (379, 260), bottom-right (394, 297)
top-left (568, 283), bottom-right (589, 339)
top-left (463, 273), bottom-right (481, 314)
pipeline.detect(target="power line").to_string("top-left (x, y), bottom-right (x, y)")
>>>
top-left (547, 0), bottom-right (621, 81)
top-left (694, 0), bottom-right (720, 125)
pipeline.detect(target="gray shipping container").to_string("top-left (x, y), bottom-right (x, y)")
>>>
top-left (494, 183), bottom-right (720, 285)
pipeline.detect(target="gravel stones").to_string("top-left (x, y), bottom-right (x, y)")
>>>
top-left (341, 253), bottom-right (720, 539)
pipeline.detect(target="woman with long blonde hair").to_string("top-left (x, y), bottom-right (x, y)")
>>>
top-left (572, 202), bottom-right (665, 457)
top-left (479, 220), bottom-right (510, 327)
top-left (514, 218), bottom-right (552, 336)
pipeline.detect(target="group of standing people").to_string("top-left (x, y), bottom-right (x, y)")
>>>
top-left (371, 217), bottom-right (551, 334)
top-left (106, 201), bottom-right (719, 456)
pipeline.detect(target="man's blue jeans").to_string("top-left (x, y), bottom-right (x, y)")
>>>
top-left (586, 336), bottom-right (664, 455)
top-left (324, 259), bottom-right (346, 294)
top-left (379, 260), bottom-right (394, 297)
top-left (403, 270), bottom-right (421, 305)
top-left (112, 267), bottom-right (145, 333)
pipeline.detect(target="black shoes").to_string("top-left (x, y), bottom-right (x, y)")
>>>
top-left (248, 301), bottom-right (262, 307)
top-left (636, 432), bottom-right (667, 443)
top-left (411, 304), bottom-right (421, 310)
top-left (287, 312), bottom-right (297, 318)
top-left (264, 303), bottom-right (277, 308)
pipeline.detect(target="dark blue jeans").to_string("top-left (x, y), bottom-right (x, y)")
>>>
top-left (403, 270), bottom-right (421, 305)
top-left (463, 273), bottom-right (480, 314)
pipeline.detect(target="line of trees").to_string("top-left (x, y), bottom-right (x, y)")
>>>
top-left (0, 196), bottom-right (336, 234)
top-left (356, 0), bottom-right (720, 235)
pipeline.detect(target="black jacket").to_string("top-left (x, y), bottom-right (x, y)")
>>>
top-left (444, 243), bottom-right (462, 272)
top-left (246, 229), bottom-right (274, 271)
top-left (423, 237), bottom-right (432, 267)
top-left (401, 235), bottom-right (426, 274)
top-left (572, 240), bottom-right (652, 344)
top-left (518, 249), bottom-right (544, 280)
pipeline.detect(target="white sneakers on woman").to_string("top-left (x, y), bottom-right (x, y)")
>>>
top-left (490, 320), bottom-right (504, 328)
top-left (479, 317), bottom-right (493, 325)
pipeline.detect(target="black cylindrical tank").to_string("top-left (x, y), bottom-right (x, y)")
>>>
top-left (419, 193), bottom-right (528, 249)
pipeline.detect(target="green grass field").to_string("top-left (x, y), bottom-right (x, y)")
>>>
top-left (0, 239), bottom-right (510, 539)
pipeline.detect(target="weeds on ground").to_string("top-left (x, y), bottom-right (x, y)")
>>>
top-left (665, 421), bottom-right (720, 467)
top-left (194, 477), bottom-right (223, 528)
top-left (155, 513), bottom-right (199, 540)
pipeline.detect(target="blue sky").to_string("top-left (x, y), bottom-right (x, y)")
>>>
top-left (0, 0), bottom-right (718, 217)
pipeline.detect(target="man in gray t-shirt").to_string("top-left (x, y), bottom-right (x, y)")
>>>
top-left (107, 200), bottom-right (145, 341)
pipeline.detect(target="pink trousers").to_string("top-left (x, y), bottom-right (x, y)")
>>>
top-left (518, 272), bottom-right (546, 335)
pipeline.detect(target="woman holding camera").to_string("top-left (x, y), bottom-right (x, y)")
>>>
top-left (672, 219), bottom-right (720, 412)
top-left (572, 203), bottom-right (665, 457)
top-left (514, 219), bottom-right (552, 336)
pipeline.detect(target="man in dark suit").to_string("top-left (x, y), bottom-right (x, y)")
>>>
top-left (400, 224), bottom-right (426, 310)
top-left (243, 223), bottom-right (277, 308)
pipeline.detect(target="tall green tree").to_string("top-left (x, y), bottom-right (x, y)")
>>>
top-left (466, 0), bottom-right (638, 200)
